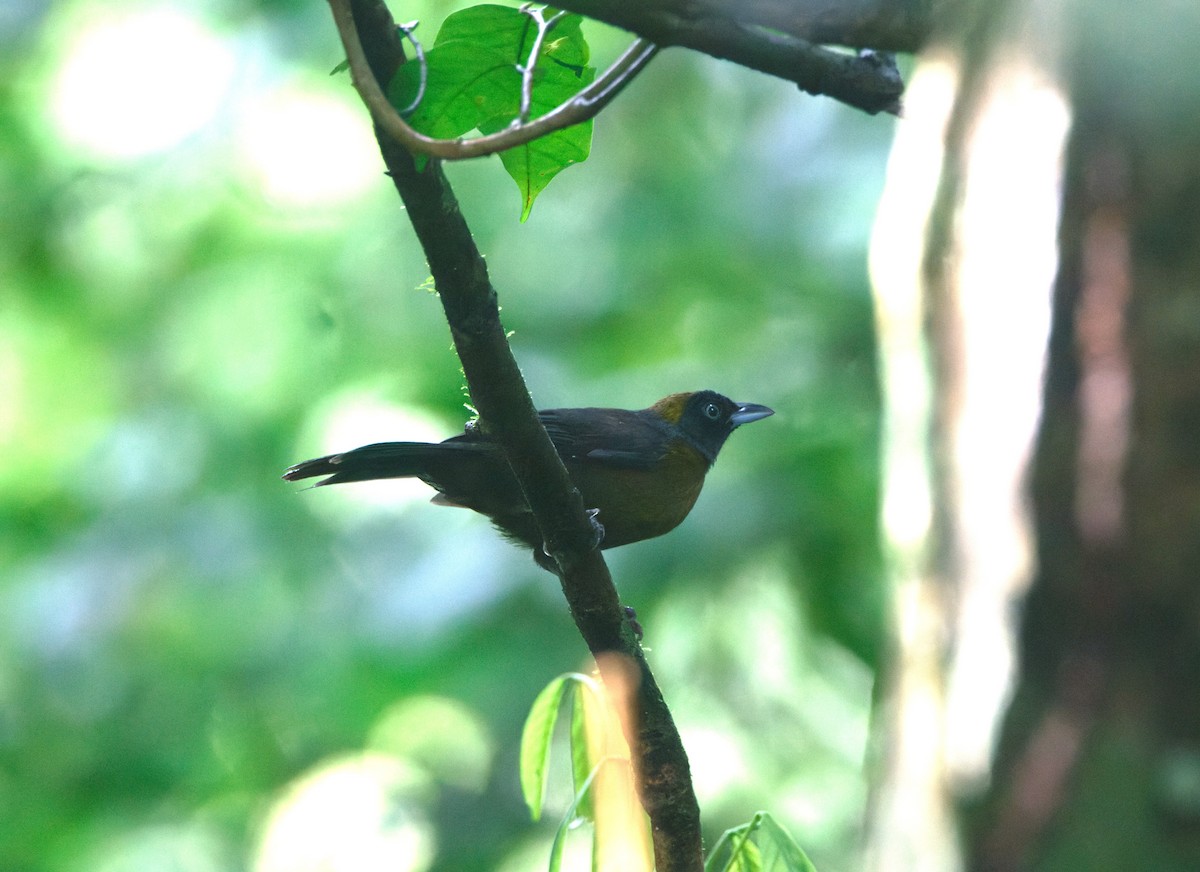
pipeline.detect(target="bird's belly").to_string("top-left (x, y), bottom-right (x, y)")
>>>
top-left (570, 458), bottom-right (706, 549)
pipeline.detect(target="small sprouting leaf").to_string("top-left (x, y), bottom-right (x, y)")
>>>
top-left (520, 674), bottom-right (572, 821)
top-left (756, 813), bottom-right (819, 872)
top-left (520, 672), bottom-right (603, 821)
top-left (705, 813), bottom-right (819, 872)
top-left (548, 759), bottom-right (606, 872)
top-left (569, 676), bottom-right (604, 822)
top-left (726, 836), bottom-right (764, 872)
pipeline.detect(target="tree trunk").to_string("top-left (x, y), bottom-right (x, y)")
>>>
top-left (968, 3), bottom-right (1200, 870)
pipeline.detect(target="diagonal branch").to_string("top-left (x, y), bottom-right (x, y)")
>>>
top-left (328, 0), bottom-right (658, 160)
top-left (340, 1), bottom-right (704, 868)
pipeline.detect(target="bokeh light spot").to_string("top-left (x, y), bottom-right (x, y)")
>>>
top-left (291, 390), bottom-right (451, 515)
top-left (48, 6), bottom-right (236, 161)
top-left (237, 86), bottom-right (382, 210)
top-left (367, 695), bottom-right (495, 793)
top-left (254, 753), bottom-right (435, 872)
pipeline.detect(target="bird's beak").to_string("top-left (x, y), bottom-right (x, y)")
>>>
top-left (730, 402), bottom-right (774, 427)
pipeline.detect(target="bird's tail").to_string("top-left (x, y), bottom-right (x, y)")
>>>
top-left (282, 441), bottom-right (496, 487)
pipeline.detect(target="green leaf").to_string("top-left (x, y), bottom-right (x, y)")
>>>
top-left (723, 820), bottom-right (762, 872)
top-left (388, 8), bottom-right (506, 139)
top-left (388, 4), bottom-right (596, 219)
top-left (705, 826), bottom-right (742, 872)
top-left (482, 13), bottom-right (595, 221)
top-left (490, 89), bottom-right (593, 223)
top-left (519, 673), bottom-right (572, 821)
top-left (756, 813), bottom-right (819, 872)
top-left (519, 672), bottom-right (604, 821)
top-left (731, 840), bottom-right (764, 872)
top-left (569, 676), bottom-right (604, 822)
top-left (548, 758), bottom-right (607, 872)
top-left (706, 813), bottom-right (819, 872)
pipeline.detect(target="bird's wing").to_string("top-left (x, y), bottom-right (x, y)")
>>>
top-left (538, 407), bottom-right (669, 470)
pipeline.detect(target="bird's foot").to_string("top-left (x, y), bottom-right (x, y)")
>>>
top-left (534, 545), bottom-right (560, 575)
top-left (585, 508), bottom-right (605, 549)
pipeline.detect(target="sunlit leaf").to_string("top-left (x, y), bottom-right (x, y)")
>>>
top-left (548, 758), bottom-right (606, 872)
top-left (757, 813), bottom-right (819, 872)
top-left (726, 835), bottom-right (764, 872)
top-left (705, 813), bottom-right (818, 872)
top-left (520, 671), bottom-right (601, 821)
top-left (488, 89), bottom-right (592, 223)
top-left (705, 820), bottom-right (752, 872)
top-left (480, 13), bottom-right (594, 221)
top-left (569, 676), bottom-right (604, 822)
top-left (387, 4), bottom-right (595, 219)
top-left (520, 673), bottom-right (572, 821)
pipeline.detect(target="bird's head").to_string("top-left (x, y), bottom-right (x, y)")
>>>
top-left (650, 390), bottom-right (774, 464)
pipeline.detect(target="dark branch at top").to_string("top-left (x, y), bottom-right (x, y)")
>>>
top-left (555, 0), bottom-right (933, 53)
top-left (553, 0), bottom-right (934, 114)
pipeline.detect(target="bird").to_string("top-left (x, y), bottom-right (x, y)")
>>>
top-left (283, 390), bottom-right (773, 560)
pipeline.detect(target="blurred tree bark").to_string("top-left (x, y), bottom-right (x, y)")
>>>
top-left (869, 0), bottom-right (1200, 870)
top-left (969, 2), bottom-right (1200, 868)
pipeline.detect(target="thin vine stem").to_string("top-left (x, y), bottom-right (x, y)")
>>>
top-left (392, 19), bottom-right (426, 114)
top-left (516, 6), bottom-right (568, 124)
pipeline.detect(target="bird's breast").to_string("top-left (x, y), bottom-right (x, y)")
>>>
top-left (567, 442), bottom-right (709, 548)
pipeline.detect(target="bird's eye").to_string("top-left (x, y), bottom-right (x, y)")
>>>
top-left (703, 402), bottom-right (721, 420)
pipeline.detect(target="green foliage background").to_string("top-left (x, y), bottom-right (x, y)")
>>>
top-left (0, 0), bottom-right (894, 869)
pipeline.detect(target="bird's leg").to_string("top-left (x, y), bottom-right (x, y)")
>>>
top-left (623, 605), bottom-right (644, 640)
top-left (533, 509), bottom-right (641, 637)
top-left (579, 509), bottom-right (644, 638)
top-left (584, 507), bottom-right (605, 548)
